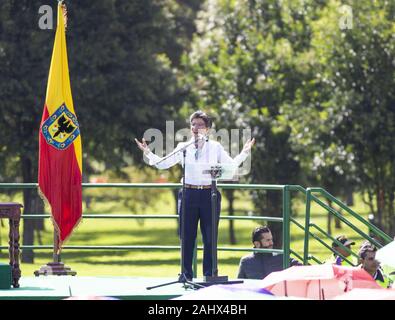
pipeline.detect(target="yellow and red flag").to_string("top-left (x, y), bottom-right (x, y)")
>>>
top-left (38, 3), bottom-right (82, 249)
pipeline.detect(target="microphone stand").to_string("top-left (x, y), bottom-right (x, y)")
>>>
top-left (147, 137), bottom-right (204, 290)
top-left (197, 165), bottom-right (243, 286)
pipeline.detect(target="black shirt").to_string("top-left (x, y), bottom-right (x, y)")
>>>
top-left (237, 252), bottom-right (300, 280)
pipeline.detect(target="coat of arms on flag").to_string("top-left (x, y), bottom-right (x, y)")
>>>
top-left (41, 103), bottom-right (80, 150)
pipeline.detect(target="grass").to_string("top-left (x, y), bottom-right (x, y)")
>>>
top-left (0, 187), bottom-right (374, 278)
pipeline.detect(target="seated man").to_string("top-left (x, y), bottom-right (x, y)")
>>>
top-left (358, 241), bottom-right (393, 288)
top-left (237, 226), bottom-right (300, 280)
top-left (326, 235), bottom-right (355, 266)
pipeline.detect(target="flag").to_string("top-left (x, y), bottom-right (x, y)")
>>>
top-left (38, 3), bottom-right (82, 249)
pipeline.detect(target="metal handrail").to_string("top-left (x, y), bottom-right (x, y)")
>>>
top-left (1, 182), bottom-right (391, 271)
top-left (309, 223), bottom-right (359, 260)
top-left (312, 188), bottom-right (392, 243)
top-left (301, 187), bottom-right (392, 265)
top-left (282, 185), bottom-right (291, 268)
top-left (0, 182), bottom-right (286, 190)
top-left (0, 245), bottom-right (284, 254)
top-left (308, 255), bottom-right (323, 265)
top-left (20, 214), bottom-right (284, 222)
top-left (0, 182), bottom-right (291, 275)
top-left (309, 224), bottom-right (356, 266)
top-left (290, 249), bottom-right (304, 262)
top-left (308, 189), bottom-right (389, 247)
top-left (3, 214), bottom-right (284, 252)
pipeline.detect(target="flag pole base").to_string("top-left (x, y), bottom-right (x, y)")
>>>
top-left (34, 262), bottom-right (77, 276)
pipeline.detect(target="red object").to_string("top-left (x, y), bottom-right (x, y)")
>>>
top-left (38, 4), bottom-right (82, 249)
top-left (260, 264), bottom-right (381, 300)
top-left (39, 107), bottom-right (82, 246)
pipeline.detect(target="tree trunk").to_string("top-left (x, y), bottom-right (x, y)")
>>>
top-left (345, 185), bottom-right (354, 206)
top-left (174, 189), bottom-right (180, 236)
top-left (21, 156), bottom-right (44, 263)
top-left (82, 173), bottom-right (91, 209)
top-left (0, 219), bottom-right (4, 253)
top-left (253, 191), bottom-right (283, 248)
top-left (365, 189), bottom-right (377, 219)
top-left (327, 207), bottom-right (332, 236)
top-left (21, 156), bottom-right (35, 263)
top-left (327, 199), bottom-right (342, 230)
top-left (33, 196), bottom-right (45, 245)
top-left (224, 189), bottom-right (236, 245)
top-left (266, 192), bottom-right (282, 249)
top-left (385, 191), bottom-right (394, 237)
top-left (334, 210), bottom-right (342, 229)
top-left (376, 187), bottom-right (384, 230)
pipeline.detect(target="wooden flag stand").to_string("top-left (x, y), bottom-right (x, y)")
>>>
top-left (34, 230), bottom-right (76, 276)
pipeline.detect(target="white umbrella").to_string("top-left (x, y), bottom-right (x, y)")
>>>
top-left (376, 241), bottom-right (395, 269)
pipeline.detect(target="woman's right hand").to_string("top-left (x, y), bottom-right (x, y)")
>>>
top-left (134, 138), bottom-right (150, 154)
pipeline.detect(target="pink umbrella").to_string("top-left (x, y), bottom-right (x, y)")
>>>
top-left (333, 288), bottom-right (395, 300)
top-left (260, 264), bottom-right (381, 300)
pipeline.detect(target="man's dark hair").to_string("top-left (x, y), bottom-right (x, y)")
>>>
top-left (358, 242), bottom-right (377, 260)
top-left (189, 110), bottom-right (212, 128)
top-left (252, 226), bottom-right (271, 243)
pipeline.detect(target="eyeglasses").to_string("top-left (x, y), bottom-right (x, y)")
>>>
top-left (191, 122), bottom-right (207, 129)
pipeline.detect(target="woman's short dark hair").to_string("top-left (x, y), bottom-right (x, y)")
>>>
top-left (252, 226), bottom-right (271, 243)
top-left (189, 110), bottom-right (212, 128)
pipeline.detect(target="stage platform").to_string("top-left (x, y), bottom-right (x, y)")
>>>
top-left (0, 276), bottom-right (252, 300)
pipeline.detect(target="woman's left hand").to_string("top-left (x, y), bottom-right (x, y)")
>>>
top-left (242, 138), bottom-right (255, 153)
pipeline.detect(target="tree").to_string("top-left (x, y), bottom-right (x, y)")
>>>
top-left (0, 0), bottom-right (200, 262)
top-left (183, 0), bottom-right (395, 242)
top-left (285, 0), bottom-right (395, 235)
top-left (182, 0), bottom-right (329, 245)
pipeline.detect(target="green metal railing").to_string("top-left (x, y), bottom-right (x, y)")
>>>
top-left (302, 187), bottom-right (392, 265)
top-left (0, 183), bottom-right (292, 276)
top-left (1, 182), bottom-right (391, 274)
top-left (286, 184), bottom-right (392, 266)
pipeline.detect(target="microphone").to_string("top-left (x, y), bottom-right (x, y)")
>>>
top-left (197, 134), bottom-right (209, 142)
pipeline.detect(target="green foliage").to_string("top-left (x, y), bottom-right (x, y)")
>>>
top-left (284, 0), bottom-right (395, 233)
top-left (0, 0), bottom-right (202, 182)
top-left (182, 0), bottom-right (321, 241)
top-left (0, 0), bottom-right (202, 261)
top-left (182, 0), bottom-right (395, 236)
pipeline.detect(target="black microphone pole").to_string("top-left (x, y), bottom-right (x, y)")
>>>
top-left (178, 148), bottom-right (188, 282)
top-left (147, 137), bottom-right (204, 290)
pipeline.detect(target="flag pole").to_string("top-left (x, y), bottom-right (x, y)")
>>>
top-left (53, 229), bottom-right (59, 263)
top-left (34, 229), bottom-right (77, 276)
top-left (34, 0), bottom-right (78, 278)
